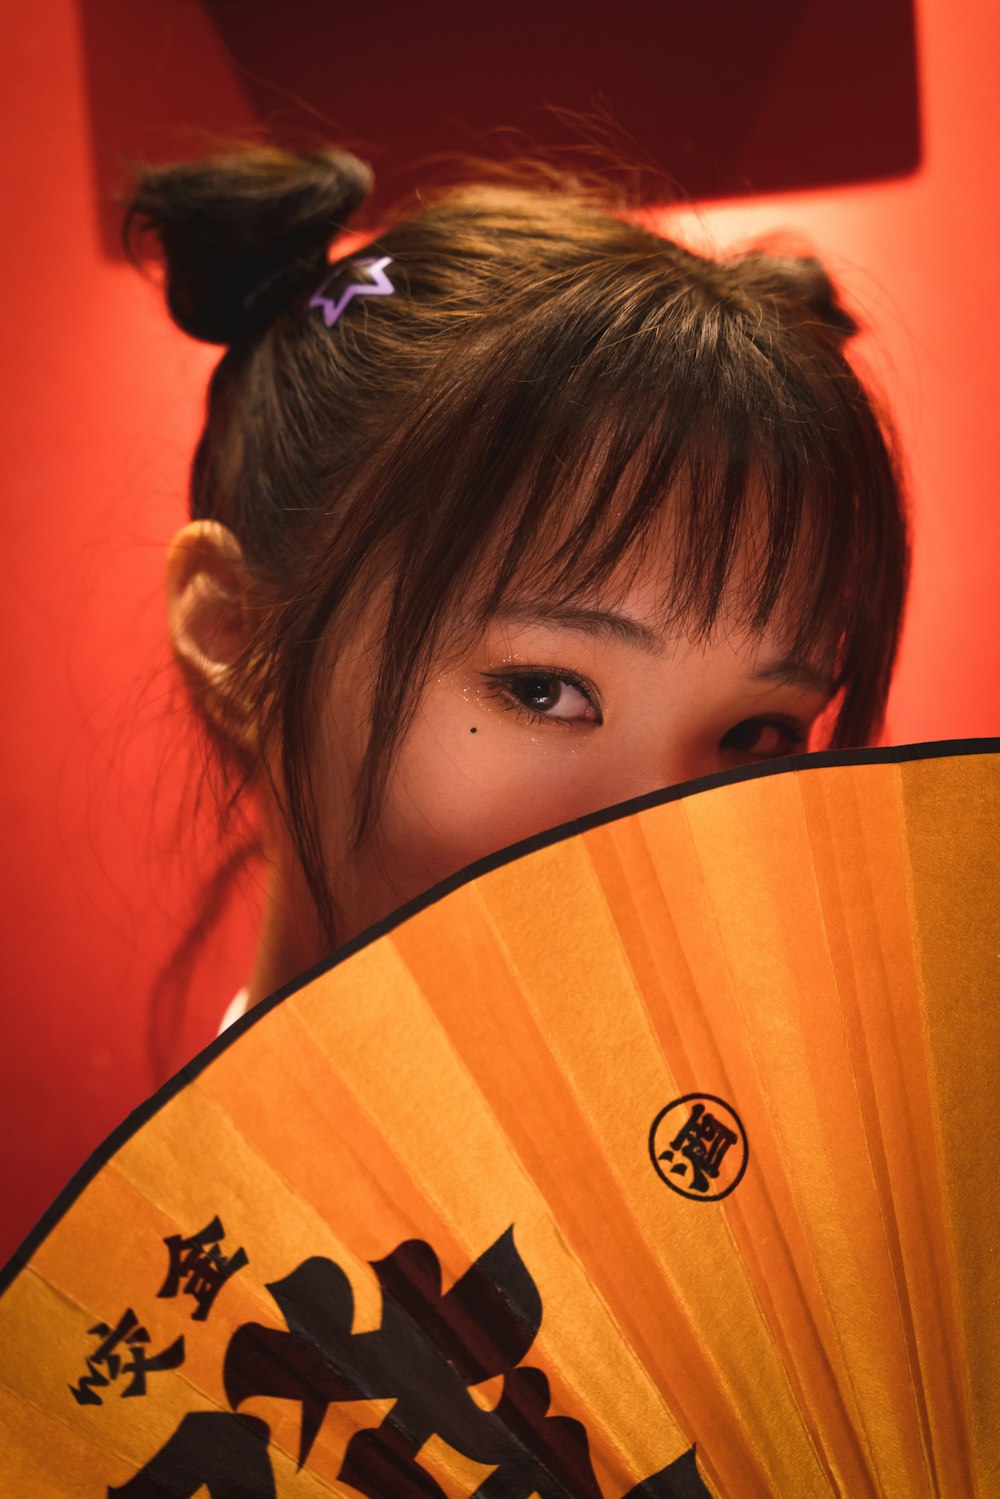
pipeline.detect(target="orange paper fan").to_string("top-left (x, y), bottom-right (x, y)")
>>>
top-left (0, 740), bottom-right (997, 1498)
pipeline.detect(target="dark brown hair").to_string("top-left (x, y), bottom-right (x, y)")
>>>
top-left (125, 145), bottom-right (909, 944)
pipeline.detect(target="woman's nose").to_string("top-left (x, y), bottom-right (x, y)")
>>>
top-left (585, 749), bottom-right (716, 817)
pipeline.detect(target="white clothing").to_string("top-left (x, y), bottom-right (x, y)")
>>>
top-left (218, 986), bottom-right (250, 1035)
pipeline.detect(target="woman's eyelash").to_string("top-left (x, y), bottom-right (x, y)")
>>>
top-left (480, 668), bottom-right (601, 727)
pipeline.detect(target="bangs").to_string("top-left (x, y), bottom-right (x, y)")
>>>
top-left (396, 265), bottom-right (905, 712)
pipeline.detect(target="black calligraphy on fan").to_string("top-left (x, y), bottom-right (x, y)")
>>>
top-left (107, 1226), bottom-right (710, 1499)
top-left (69, 1215), bottom-right (247, 1406)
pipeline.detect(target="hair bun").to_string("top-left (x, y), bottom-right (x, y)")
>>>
top-left (729, 249), bottom-right (859, 345)
top-left (124, 146), bottom-right (374, 345)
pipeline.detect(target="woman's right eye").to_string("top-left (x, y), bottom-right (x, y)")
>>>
top-left (481, 670), bottom-right (602, 727)
top-left (719, 716), bottom-right (807, 760)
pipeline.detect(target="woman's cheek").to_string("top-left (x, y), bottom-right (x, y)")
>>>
top-left (385, 713), bottom-right (584, 876)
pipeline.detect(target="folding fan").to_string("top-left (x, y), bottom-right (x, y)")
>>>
top-left (0, 740), bottom-right (997, 1498)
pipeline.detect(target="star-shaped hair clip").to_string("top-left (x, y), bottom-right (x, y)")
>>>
top-left (309, 255), bottom-right (396, 327)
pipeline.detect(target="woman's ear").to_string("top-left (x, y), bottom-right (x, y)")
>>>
top-left (166, 520), bottom-right (257, 750)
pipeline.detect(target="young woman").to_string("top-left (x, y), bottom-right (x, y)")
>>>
top-left (126, 146), bottom-right (909, 1032)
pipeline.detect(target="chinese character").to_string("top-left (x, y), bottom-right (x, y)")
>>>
top-left (659, 1102), bottom-right (738, 1194)
top-left (158, 1215), bottom-right (248, 1321)
top-left (109, 1412), bottom-right (275, 1498)
top-left (115, 1230), bottom-right (711, 1498)
top-left (70, 1308), bottom-right (185, 1406)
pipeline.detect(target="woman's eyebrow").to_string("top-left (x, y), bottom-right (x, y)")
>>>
top-left (751, 658), bottom-right (838, 697)
top-left (493, 601), bottom-right (837, 697)
top-left (493, 601), bottom-right (664, 651)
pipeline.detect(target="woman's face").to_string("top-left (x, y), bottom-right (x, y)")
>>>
top-left (304, 557), bottom-right (836, 955)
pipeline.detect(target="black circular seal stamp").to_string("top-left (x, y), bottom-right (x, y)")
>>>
top-left (649, 1093), bottom-right (749, 1201)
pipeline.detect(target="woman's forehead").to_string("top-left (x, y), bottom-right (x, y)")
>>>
top-left (474, 485), bottom-right (829, 636)
top-left (489, 574), bottom-right (837, 664)
top-left (461, 543), bottom-right (840, 684)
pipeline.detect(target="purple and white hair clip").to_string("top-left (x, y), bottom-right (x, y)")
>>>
top-left (309, 255), bottom-right (396, 327)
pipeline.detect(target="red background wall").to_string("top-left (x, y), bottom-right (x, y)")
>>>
top-left (1, 0), bottom-right (997, 1265)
